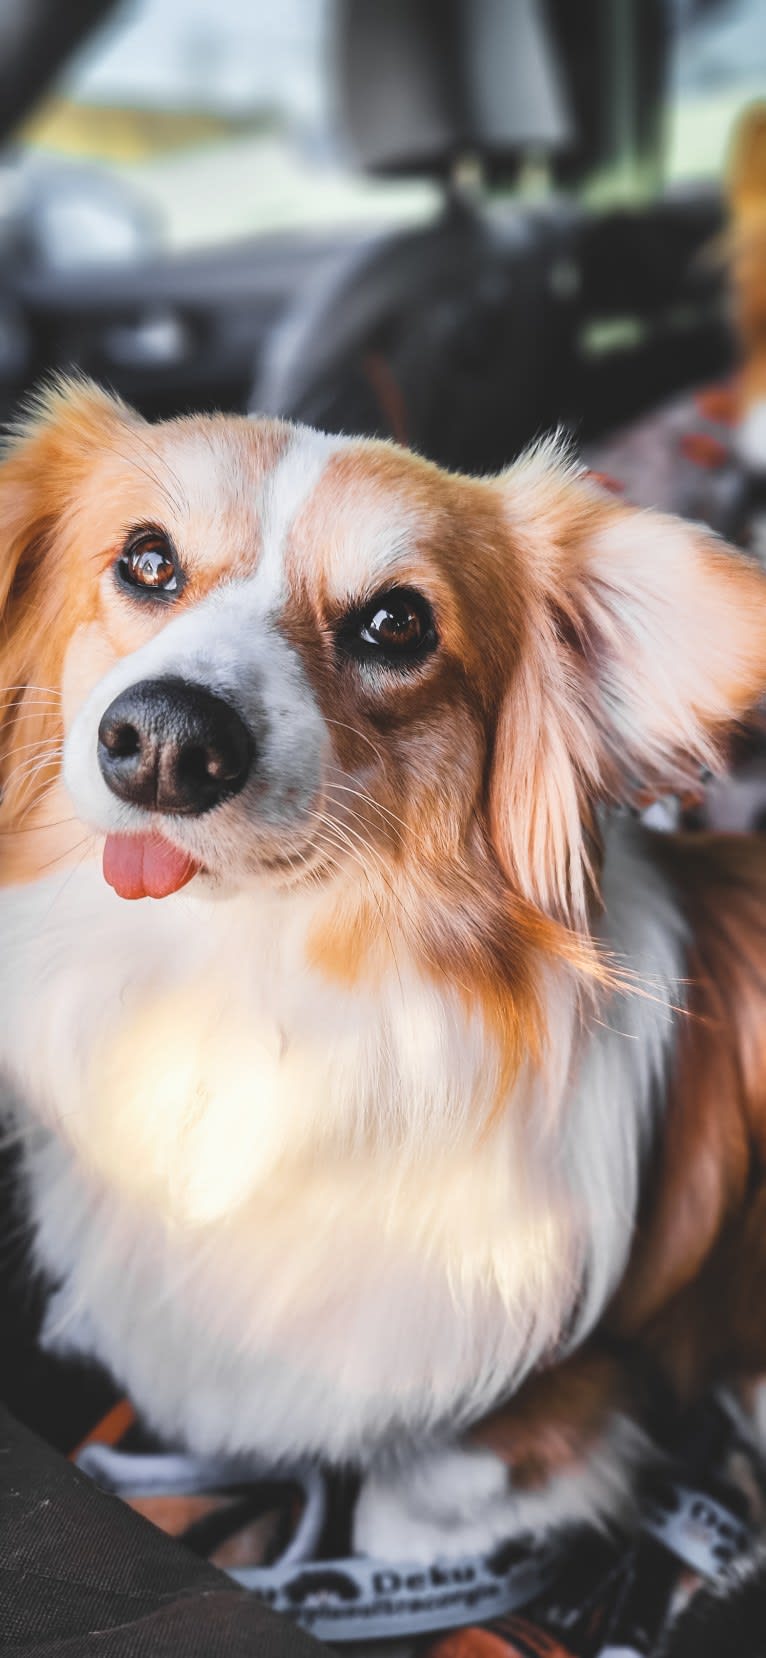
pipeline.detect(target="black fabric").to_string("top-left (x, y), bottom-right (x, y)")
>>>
top-left (658, 1542), bottom-right (766, 1658)
top-left (0, 1139), bottom-right (118, 1453)
top-left (0, 1404), bottom-right (325, 1656)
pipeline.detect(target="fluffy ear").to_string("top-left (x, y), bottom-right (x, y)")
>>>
top-left (0, 375), bottom-right (136, 827)
top-left (489, 447), bottom-right (766, 925)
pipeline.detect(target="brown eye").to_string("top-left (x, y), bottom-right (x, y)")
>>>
top-left (116, 532), bottom-right (180, 598)
top-left (339, 587), bottom-right (437, 667)
top-left (362, 599), bottom-right (422, 648)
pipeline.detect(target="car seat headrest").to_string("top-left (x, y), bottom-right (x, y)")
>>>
top-left (333, 0), bottom-right (573, 180)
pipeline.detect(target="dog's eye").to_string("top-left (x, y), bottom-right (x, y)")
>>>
top-left (339, 588), bottom-right (437, 666)
top-left (116, 531), bottom-right (180, 598)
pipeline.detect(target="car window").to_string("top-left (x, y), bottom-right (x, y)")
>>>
top-left (13, 0), bottom-right (766, 268)
top-left (16, 0), bottom-right (439, 257)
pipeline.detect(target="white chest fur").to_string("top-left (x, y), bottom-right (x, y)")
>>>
top-left (2, 825), bottom-right (683, 1463)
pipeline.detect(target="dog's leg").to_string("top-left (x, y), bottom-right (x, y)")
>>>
top-left (353, 1351), bottom-right (654, 1560)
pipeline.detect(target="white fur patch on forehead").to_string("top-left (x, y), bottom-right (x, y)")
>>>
top-left (254, 426), bottom-right (350, 611)
top-left (311, 474), bottom-right (425, 605)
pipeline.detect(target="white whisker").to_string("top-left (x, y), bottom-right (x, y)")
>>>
top-left (326, 779), bottom-right (409, 836)
top-left (324, 718), bottom-right (386, 768)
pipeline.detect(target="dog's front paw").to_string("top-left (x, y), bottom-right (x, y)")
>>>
top-left (353, 1419), bottom-right (645, 1562)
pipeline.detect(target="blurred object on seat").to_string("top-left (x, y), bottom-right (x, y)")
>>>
top-left (254, 201), bottom-right (580, 473)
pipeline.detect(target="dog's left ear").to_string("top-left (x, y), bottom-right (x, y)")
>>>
top-left (489, 451), bottom-right (766, 924)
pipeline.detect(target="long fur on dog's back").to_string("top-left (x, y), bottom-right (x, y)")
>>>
top-left (611, 832), bottom-right (766, 1395)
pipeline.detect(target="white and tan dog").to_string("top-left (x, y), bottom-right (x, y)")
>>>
top-left (3, 378), bottom-right (766, 1559)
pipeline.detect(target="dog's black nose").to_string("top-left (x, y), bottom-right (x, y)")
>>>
top-left (98, 677), bottom-right (253, 815)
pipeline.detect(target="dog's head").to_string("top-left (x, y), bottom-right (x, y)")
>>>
top-left (2, 379), bottom-right (766, 962)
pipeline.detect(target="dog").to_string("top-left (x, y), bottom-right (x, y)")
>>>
top-left (2, 375), bottom-right (766, 1562)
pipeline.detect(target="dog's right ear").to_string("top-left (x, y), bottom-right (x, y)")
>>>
top-left (0, 376), bottom-right (137, 826)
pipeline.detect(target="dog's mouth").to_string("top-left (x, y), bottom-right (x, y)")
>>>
top-left (100, 827), bottom-right (332, 900)
top-left (103, 832), bottom-right (201, 901)
top-left (98, 786), bottom-right (359, 902)
top-left (101, 823), bottom-right (355, 899)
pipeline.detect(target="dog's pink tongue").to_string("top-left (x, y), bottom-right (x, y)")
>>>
top-left (103, 833), bottom-right (199, 900)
